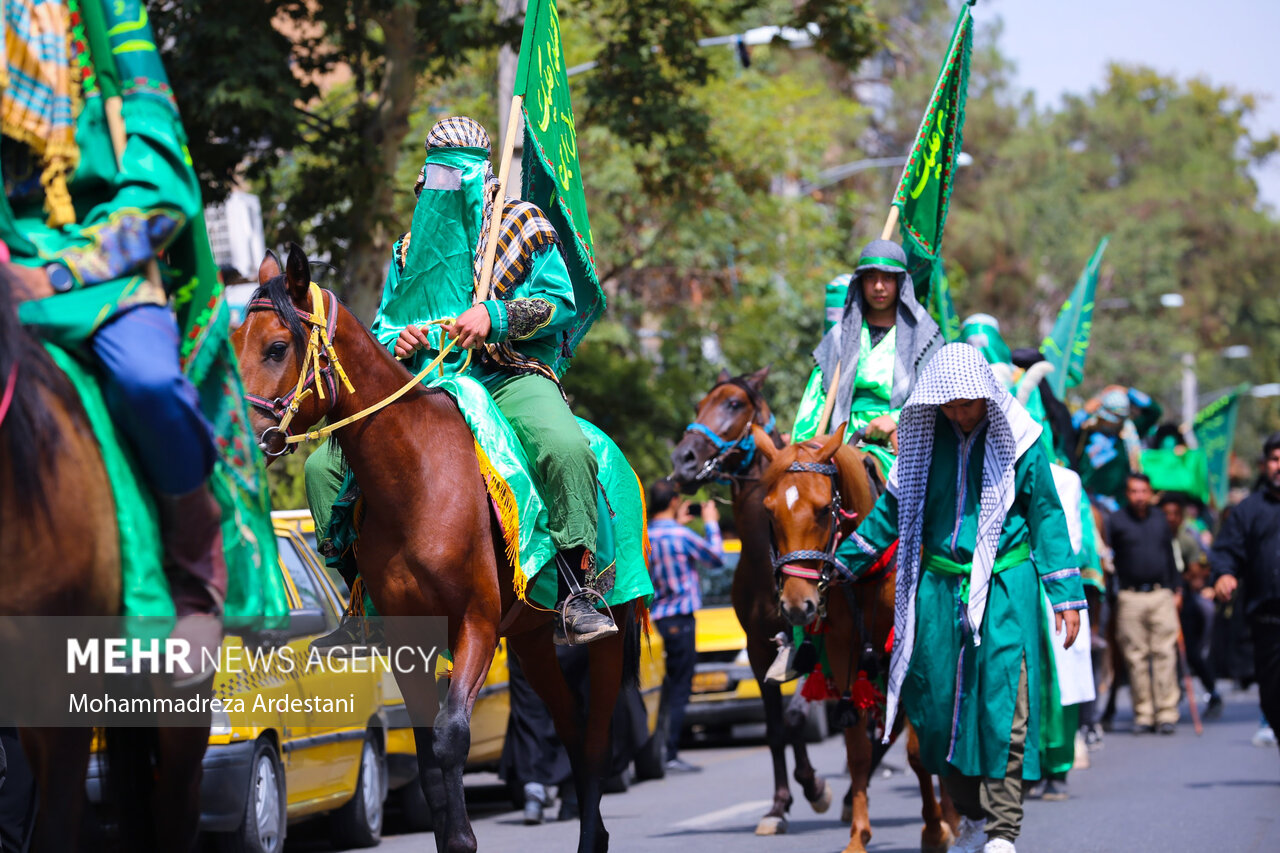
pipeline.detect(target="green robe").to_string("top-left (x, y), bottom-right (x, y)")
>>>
top-left (369, 216), bottom-right (578, 391)
top-left (793, 322), bottom-right (899, 472)
top-left (837, 419), bottom-right (1086, 779)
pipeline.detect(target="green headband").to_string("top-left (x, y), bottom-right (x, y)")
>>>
top-left (857, 255), bottom-right (907, 271)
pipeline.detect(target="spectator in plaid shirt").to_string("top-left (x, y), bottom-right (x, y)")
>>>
top-left (647, 479), bottom-right (724, 772)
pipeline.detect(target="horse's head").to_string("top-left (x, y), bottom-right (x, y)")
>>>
top-left (756, 424), bottom-right (875, 626)
top-left (231, 243), bottom-right (350, 461)
top-left (670, 366), bottom-right (777, 491)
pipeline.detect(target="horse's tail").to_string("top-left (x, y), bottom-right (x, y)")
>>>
top-left (0, 268), bottom-right (76, 519)
top-left (102, 725), bottom-right (160, 849)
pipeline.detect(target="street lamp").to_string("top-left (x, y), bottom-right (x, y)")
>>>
top-left (795, 150), bottom-right (973, 196)
top-left (566, 24), bottom-right (819, 77)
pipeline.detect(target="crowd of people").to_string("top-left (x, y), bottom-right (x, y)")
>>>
top-left (490, 236), bottom-right (1278, 853)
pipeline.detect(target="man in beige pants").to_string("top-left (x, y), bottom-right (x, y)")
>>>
top-left (1106, 474), bottom-right (1182, 733)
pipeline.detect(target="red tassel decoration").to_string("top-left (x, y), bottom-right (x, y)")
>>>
top-left (801, 664), bottom-right (836, 702)
top-left (852, 670), bottom-right (885, 710)
top-left (884, 627), bottom-right (895, 655)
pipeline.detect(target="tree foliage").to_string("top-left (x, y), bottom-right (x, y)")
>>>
top-left (154, 0), bottom-right (1279, 499)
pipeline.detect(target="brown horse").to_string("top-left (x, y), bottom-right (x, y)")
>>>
top-left (753, 425), bottom-right (955, 853)
top-left (232, 245), bottom-right (642, 853)
top-left (669, 368), bottom-right (835, 835)
top-left (0, 271), bottom-right (211, 851)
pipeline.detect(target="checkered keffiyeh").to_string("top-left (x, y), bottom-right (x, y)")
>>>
top-left (422, 116), bottom-right (565, 383)
top-left (1, 0), bottom-right (80, 226)
top-left (881, 343), bottom-right (1042, 735)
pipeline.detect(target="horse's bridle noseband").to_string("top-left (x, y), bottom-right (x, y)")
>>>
top-left (770, 460), bottom-right (856, 619)
top-left (243, 283), bottom-right (355, 456)
top-left (683, 378), bottom-right (778, 485)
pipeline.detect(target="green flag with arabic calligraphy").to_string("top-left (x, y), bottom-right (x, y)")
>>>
top-left (1042, 237), bottom-right (1108, 399)
top-left (928, 262), bottom-right (961, 342)
top-left (515, 0), bottom-right (601, 374)
top-left (891, 3), bottom-right (973, 301)
top-left (1194, 387), bottom-right (1245, 507)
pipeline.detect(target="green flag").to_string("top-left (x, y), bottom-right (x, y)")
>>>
top-left (514, 0), bottom-right (601, 374)
top-left (1042, 236), bottom-right (1109, 399)
top-left (1194, 387), bottom-right (1246, 507)
top-left (891, 3), bottom-right (973, 300)
top-left (928, 263), bottom-right (961, 342)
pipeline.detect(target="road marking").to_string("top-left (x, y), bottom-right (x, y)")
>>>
top-left (673, 799), bottom-right (772, 830)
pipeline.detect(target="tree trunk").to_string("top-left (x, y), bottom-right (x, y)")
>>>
top-left (342, 1), bottom-right (419, 323)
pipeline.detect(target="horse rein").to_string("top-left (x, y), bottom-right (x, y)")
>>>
top-left (769, 460), bottom-right (857, 619)
top-left (243, 282), bottom-right (468, 456)
top-left (683, 379), bottom-right (779, 484)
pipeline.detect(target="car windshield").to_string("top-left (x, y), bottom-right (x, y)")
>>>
top-left (699, 546), bottom-right (739, 607)
top-left (278, 535), bottom-right (337, 629)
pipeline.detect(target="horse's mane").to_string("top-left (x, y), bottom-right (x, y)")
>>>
top-left (0, 269), bottom-right (81, 519)
top-left (250, 274), bottom-right (310, 356)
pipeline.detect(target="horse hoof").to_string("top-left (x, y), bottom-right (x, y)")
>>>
top-left (921, 821), bottom-right (955, 853)
top-left (756, 816), bottom-right (788, 836)
top-left (841, 802), bottom-right (853, 824)
top-left (809, 778), bottom-right (833, 814)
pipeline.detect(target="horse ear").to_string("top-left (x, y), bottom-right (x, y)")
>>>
top-left (745, 365), bottom-right (770, 391)
top-left (752, 425), bottom-right (778, 465)
top-left (817, 422), bottom-right (848, 462)
top-left (257, 251), bottom-right (281, 286)
top-left (717, 368), bottom-right (732, 384)
top-left (284, 242), bottom-right (310, 307)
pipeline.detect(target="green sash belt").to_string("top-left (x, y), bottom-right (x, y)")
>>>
top-left (923, 541), bottom-right (1031, 577)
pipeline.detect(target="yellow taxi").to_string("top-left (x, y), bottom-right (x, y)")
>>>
top-left (195, 509), bottom-right (389, 852)
top-left (684, 539), bottom-right (829, 742)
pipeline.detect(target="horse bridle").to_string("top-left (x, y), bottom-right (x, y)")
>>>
top-left (769, 460), bottom-right (856, 619)
top-left (243, 283), bottom-right (356, 456)
top-left (242, 282), bottom-right (467, 457)
top-left (683, 378), bottom-right (778, 484)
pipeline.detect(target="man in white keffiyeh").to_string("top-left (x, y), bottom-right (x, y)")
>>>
top-left (836, 343), bottom-right (1086, 853)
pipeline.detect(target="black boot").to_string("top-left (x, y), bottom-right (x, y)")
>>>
top-left (158, 486), bottom-right (228, 687)
top-left (553, 549), bottom-right (618, 646)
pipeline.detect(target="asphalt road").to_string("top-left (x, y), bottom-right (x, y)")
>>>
top-left (286, 685), bottom-right (1279, 852)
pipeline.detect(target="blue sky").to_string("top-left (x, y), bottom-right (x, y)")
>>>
top-left (980, 0), bottom-right (1280, 210)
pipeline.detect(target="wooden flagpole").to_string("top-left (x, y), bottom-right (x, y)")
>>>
top-left (816, 205), bottom-right (902, 434)
top-left (474, 95), bottom-right (525, 305)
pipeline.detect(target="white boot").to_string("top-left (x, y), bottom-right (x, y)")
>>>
top-left (952, 816), bottom-right (986, 853)
top-left (763, 632), bottom-right (795, 684)
top-left (983, 838), bottom-right (1016, 853)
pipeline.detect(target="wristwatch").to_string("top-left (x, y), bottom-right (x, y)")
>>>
top-left (45, 262), bottom-right (75, 294)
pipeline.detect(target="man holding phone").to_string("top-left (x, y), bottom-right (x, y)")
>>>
top-left (647, 480), bottom-right (724, 772)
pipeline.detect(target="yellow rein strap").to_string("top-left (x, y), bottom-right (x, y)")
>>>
top-left (281, 284), bottom-right (472, 447)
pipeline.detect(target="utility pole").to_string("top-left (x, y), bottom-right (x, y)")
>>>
top-left (1182, 352), bottom-right (1198, 431)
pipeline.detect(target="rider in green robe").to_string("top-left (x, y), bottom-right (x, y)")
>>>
top-left (792, 239), bottom-right (940, 474)
top-left (837, 344), bottom-right (1086, 852)
top-left (309, 116), bottom-right (614, 645)
top-left (3, 0), bottom-right (282, 670)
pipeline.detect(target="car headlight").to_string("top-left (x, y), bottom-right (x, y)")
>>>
top-left (210, 706), bottom-right (232, 737)
top-left (734, 648), bottom-right (751, 667)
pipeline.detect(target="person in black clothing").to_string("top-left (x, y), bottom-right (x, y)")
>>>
top-left (1212, 432), bottom-right (1280, 757)
top-left (1162, 492), bottom-right (1224, 719)
top-left (1107, 473), bottom-right (1182, 734)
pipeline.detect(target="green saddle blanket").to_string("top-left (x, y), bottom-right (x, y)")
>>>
top-left (44, 344), bottom-right (289, 641)
top-left (323, 374), bottom-right (653, 611)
